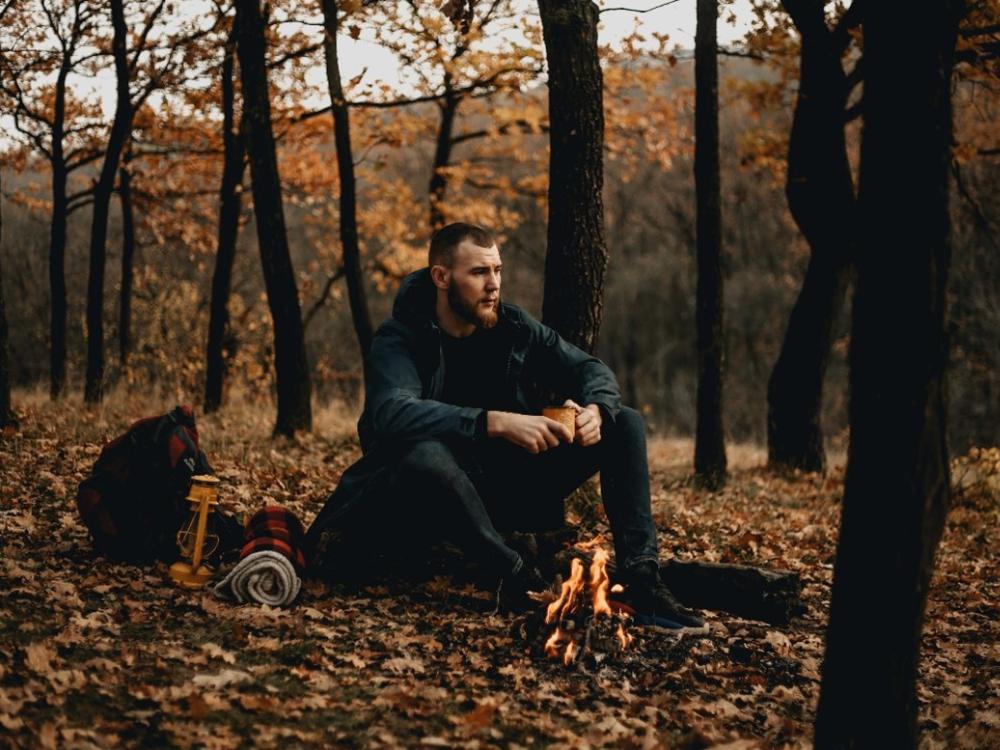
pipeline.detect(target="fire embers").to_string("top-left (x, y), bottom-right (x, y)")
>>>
top-left (518, 549), bottom-right (635, 668)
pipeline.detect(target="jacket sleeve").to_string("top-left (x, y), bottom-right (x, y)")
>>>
top-left (362, 321), bottom-right (483, 445)
top-left (526, 317), bottom-right (622, 424)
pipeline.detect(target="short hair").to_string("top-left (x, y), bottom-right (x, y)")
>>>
top-left (428, 222), bottom-right (496, 268)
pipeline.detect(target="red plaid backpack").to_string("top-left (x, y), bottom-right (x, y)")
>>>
top-left (76, 405), bottom-right (239, 563)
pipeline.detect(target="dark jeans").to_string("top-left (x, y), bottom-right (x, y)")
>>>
top-left (384, 406), bottom-right (659, 577)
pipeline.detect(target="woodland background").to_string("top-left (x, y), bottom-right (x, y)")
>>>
top-left (1, 0), bottom-right (999, 748)
top-left (1, 0), bottom-right (996, 450)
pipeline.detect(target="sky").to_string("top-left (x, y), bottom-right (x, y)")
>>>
top-left (0, 0), bottom-right (756, 151)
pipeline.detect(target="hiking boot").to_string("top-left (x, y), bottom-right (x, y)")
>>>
top-left (620, 561), bottom-right (705, 629)
top-left (497, 561), bottom-right (550, 614)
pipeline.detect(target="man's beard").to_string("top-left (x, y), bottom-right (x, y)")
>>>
top-left (448, 283), bottom-right (499, 329)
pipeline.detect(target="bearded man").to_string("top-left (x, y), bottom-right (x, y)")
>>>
top-left (305, 222), bottom-right (703, 627)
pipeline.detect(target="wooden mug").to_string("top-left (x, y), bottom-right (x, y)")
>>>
top-left (542, 406), bottom-right (576, 442)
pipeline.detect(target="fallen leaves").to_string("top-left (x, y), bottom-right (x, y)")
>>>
top-left (0, 401), bottom-right (995, 748)
top-left (24, 642), bottom-right (57, 674)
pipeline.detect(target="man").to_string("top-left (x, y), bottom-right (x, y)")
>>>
top-left (305, 223), bottom-right (703, 627)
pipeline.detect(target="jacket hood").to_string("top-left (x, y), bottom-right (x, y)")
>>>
top-left (392, 268), bottom-right (437, 327)
top-left (392, 267), bottom-right (523, 330)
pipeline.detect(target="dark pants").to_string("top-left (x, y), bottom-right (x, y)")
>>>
top-left (384, 406), bottom-right (659, 577)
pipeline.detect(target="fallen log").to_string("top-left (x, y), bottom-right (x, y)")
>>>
top-left (659, 559), bottom-right (803, 625)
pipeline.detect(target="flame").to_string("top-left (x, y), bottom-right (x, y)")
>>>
top-left (589, 549), bottom-right (612, 617)
top-left (610, 583), bottom-right (624, 594)
top-left (545, 558), bottom-right (585, 624)
top-left (563, 640), bottom-right (577, 666)
top-left (616, 623), bottom-right (634, 650)
top-left (541, 549), bottom-right (635, 665)
top-left (544, 627), bottom-right (565, 658)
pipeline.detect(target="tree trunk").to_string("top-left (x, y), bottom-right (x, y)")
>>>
top-left (694, 0), bottom-right (726, 487)
top-left (428, 90), bottom-right (459, 232)
top-left (205, 16), bottom-right (247, 414)
top-left (118, 149), bottom-right (135, 366)
top-left (0, 167), bottom-right (15, 428)
top-left (537, 0), bottom-right (607, 355)
top-left (767, 0), bottom-right (856, 473)
top-left (236, 0), bottom-right (312, 436)
top-left (814, 3), bottom-right (958, 747)
top-left (321, 0), bottom-right (373, 368)
top-left (84, 0), bottom-right (131, 404)
top-left (48, 64), bottom-right (71, 400)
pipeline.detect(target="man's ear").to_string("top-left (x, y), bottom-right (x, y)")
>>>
top-left (430, 264), bottom-right (450, 290)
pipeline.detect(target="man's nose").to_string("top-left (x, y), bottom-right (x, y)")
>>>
top-left (486, 272), bottom-right (500, 289)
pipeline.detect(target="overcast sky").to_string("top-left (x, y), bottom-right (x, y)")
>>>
top-left (0, 0), bottom-right (755, 151)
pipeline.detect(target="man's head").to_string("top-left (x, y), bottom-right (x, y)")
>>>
top-left (429, 223), bottom-right (502, 330)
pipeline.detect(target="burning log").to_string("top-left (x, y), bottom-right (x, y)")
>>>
top-left (513, 549), bottom-right (640, 670)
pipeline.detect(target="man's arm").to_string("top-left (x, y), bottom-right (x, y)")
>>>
top-left (362, 321), bottom-right (482, 445)
top-left (526, 317), bottom-right (622, 425)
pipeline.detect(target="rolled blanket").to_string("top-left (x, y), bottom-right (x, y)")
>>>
top-left (241, 506), bottom-right (307, 573)
top-left (213, 549), bottom-right (301, 606)
top-left (212, 506), bottom-right (307, 607)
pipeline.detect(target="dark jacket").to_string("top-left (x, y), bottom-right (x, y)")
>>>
top-left (304, 267), bottom-right (621, 570)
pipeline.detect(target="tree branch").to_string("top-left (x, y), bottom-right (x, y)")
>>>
top-left (832, 0), bottom-right (864, 55)
top-left (302, 266), bottom-right (346, 330)
top-left (450, 118), bottom-right (549, 146)
top-left (600, 0), bottom-right (682, 14)
top-left (267, 42), bottom-right (322, 69)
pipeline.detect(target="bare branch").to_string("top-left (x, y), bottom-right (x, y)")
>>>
top-left (302, 266), bottom-right (346, 330)
top-left (267, 42), bottom-right (322, 70)
top-left (844, 99), bottom-right (862, 123)
top-left (600, 0), bottom-right (682, 14)
top-left (832, 0), bottom-right (864, 55)
top-left (128, 0), bottom-right (169, 72)
top-left (65, 149), bottom-right (105, 171)
top-left (450, 118), bottom-right (549, 146)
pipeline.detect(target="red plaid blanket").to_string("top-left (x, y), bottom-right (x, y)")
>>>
top-left (241, 506), bottom-right (306, 573)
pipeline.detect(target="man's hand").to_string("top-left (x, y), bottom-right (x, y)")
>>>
top-left (563, 399), bottom-right (602, 447)
top-left (486, 411), bottom-right (573, 453)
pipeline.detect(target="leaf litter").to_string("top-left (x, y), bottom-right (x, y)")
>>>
top-left (0, 399), bottom-right (996, 748)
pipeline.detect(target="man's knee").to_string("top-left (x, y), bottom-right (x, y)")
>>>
top-left (397, 440), bottom-right (468, 486)
top-left (606, 406), bottom-right (645, 442)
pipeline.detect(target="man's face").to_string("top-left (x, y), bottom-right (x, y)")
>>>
top-left (442, 240), bottom-right (502, 329)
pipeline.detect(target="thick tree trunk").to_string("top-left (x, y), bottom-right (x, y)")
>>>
top-left (48, 65), bottom-right (70, 400)
top-left (814, 3), bottom-right (958, 747)
top-left (321, 0), bottom-right (373, 367)
top-left (84, 0), bottom-right (131, 404)
top-left (694, 0), bottom-right (726, 487)
top-left (537, 0), bottom-right (607, 355)
top-left (205, 18), bottom-right (247, 415)
top-left (0, 167), bottom-right (15, 428)
top-left (767, 0), bottom-right (856, 473)
top-left (236, 0), bottom-right (312, 436)
top-left (428, 91), bottom-right (459, 232)
top-left (118, 150), bottom-right (135, 366)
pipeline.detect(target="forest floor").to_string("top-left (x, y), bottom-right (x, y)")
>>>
top-left (0, 390), bottom-right (997, 749)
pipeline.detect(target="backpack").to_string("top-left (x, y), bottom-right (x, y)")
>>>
top-left (76, 405), bottom-right (240, 563)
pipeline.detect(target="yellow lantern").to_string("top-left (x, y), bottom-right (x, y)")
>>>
top-left (169, 475), bottom-right (221, 589)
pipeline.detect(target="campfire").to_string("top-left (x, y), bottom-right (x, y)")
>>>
top-left (517, 548), bottom-right (636, 668)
